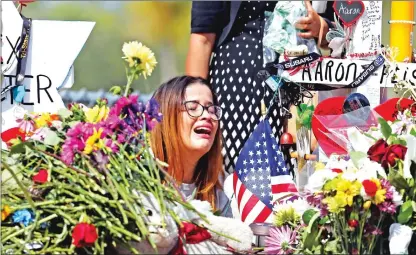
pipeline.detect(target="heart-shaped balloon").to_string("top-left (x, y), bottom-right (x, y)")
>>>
top-left (373, 98), bottom-right (415, 122)
top-left (312, 97), bottom-right (415, 158)
top-left (312, 97), bottom-right (348, 157)
top-left (333, 0), bottom-right (365, 27)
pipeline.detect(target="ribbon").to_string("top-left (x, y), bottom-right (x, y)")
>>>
top-left (1, 15), bottom-right (32, 103)
top-left (170, 222), bottom-right (212, 255)
top-left (274, 52), bottom-right (321, 71)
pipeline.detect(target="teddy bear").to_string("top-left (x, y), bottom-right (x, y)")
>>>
top-left (116, 191), bottom-right (254, 254)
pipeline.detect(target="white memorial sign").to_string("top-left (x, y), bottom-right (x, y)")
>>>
top-left (1, 2), bottom-right (94, 146)
top-left (347, 1), bottom-right (382, 60)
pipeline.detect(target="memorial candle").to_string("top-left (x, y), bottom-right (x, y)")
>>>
top-left (390, 1), bottom-right (415, 62)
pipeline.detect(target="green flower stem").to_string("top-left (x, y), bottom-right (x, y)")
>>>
top-left (115, 200), bottom-right (129, 225)
top-left (112, 179), bottom-right (148, 235)
top-left (59, 184), bottom-right (109, 204)
top-left (2, 162), bottom-right (36, 211)
top-left (13, 199), bottom-right (76, 210)
top-left (368, 215), bottom-right (384, 253)
top-left (4, 192), bottom-right (22, 201)
top-left (2, 214), bottom-right (56, 243)
top-left (95, 222), bottom-right (141, 242)
top-left (52, 167), bottom-right (77, 183)
top-left (53, 209), bottom-right (77, 225)
top-left (1, 226), bottom-right (20, 240)
top-left (115, 237), bottom-right (140, 255)
top-left (357, 209), bottom-right (370, 254)
top-left (47, 222), bottom-right (68, 250)
top-left (38, 149), bottom-right (92, 177)
top-left (124, 73), bottom-right (134, 97)
top-left (16, 211), bottom-right (41, 254)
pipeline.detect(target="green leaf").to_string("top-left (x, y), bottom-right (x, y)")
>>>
top-left (58, 108), bottom-right (73, 119)
top-left (10, 142), bottom-right (33, 155)
top-left (398, 201), bottom-right (413, 224)
top-left (378, 117), bottom-right (392, 140)
top-left (43, 130), bottom-right (62, 146)
top-left (109, 85), bottom-right (122, 95)
top-left (350, 151), bottom-right (367, 168)
top-left (300, 103), bottom-right (307, 111)
top-left (410, 127), bottom-right (416, 137)
top-left (412, 201), bottom-right (416, 212)
top-left (388, 169), bottom-right (410, 190)
top-left (303, 209), bottom-right (319, 225)
top-left (324, 238), bottom-right (341, 254)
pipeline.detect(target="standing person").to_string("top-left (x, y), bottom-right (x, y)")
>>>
top-left (186, 1), bottom-right (335, 174)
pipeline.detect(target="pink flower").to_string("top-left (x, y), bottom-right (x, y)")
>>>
top-left (16, 117), bottom-right (35, 134)
top-left (265, 226), bottom-right (297, 254)
top-left (378, 202), bottom-right (396, 214)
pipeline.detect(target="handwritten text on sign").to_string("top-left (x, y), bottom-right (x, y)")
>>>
top-left (283, 58), bottom-right (416, 88)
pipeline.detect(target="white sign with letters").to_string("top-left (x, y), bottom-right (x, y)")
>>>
top-left (1, 2), bottom-right (94, 145)
top-left (347, 1), bottom-right (382, 60)
top-left (282, 58), bottom-right (416, 106)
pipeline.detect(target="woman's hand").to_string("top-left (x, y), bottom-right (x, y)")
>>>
top-left (295, 1), bottom-right (329, 47)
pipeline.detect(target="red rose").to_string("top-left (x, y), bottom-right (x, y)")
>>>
top-left (1, 127), bottom-right (26, 147)
top-left (381, 144), bottom-right (407, 168)
top-left (348, 219), bottom-right (359, 228)
top-left (332, 168), bottom-right (343, 174)
top-left (72, 223), bottom-right (98, 247)
top-left (180, 222), bottom-right (211, 244)
top-left (367, 139), bottom-right (388, 163)
top-left (362, 180), bottom-right (378, 197)
top-left (32, 169), bottom-right (48, 184)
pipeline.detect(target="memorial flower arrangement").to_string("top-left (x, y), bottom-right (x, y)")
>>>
top-left (0, 41), bottom-right (200, 254)
top-left (265, 158), bottom-right (404, 255)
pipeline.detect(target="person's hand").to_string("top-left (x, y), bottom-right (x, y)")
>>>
top-left (295, 1), bottom-right (325, 39)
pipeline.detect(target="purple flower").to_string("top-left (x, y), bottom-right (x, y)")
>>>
top-left (144, 98), bottom-right (162, 130)
top-left (378, 202), bottom-right (396, 214)
top-left (364, 224), bottom-right (383, 236)
top-left (265, 226), bottom-right (297, 255)
top-left (109, 94), bottom-right (140, 117)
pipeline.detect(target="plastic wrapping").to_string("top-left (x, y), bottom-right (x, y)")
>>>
top-left (263, 1), bottom-right (318, 66)
top-left (312, 106), bottom-right (382, 155)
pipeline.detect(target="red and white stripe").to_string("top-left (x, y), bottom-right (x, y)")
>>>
top-left (233, 172), bottom-right (272, 224)
top-left (271, 175), bottom-right (298, 201)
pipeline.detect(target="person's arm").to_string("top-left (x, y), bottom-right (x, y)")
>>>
top-left (186, 33), bottom-right (216, 79)
top-left (185, 1), bottom-right (229, 79)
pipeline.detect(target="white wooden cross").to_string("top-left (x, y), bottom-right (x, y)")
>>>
top-left (1, 2), bottom-right (94, 148)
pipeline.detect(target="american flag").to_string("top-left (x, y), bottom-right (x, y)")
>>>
top-left (233, 119), bottom-right (298, 224)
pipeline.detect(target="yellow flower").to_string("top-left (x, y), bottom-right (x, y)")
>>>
top-left (85, 105), bottom-right (109, 123)
top-left (336, 179), bottom-right (361, 206)
top-left (324, 195), bottom-right (346, 214)
top-left (122, 41), bottom-right (157, 78)
top-left (1, 205), bottom-right (11, 221)
top-left (34, 113), bottom-right (59, 128)
top-left (314, 162), bottom-right (326, 171)
top-left (374, 188), bottom-right (387, 205)
top-left (34, 113), bottom-right (50, 128)
top-left (84, 128), bottom-right (105, 154)
top-left (273, 207), bottom-right (300, 227)
top-left (363, 200), bottom-right (372, 210)
top-left (323, 177), bottom-right (341, 192)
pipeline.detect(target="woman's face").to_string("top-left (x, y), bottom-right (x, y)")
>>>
top-left (180, 83), bottom-right (219, 157)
